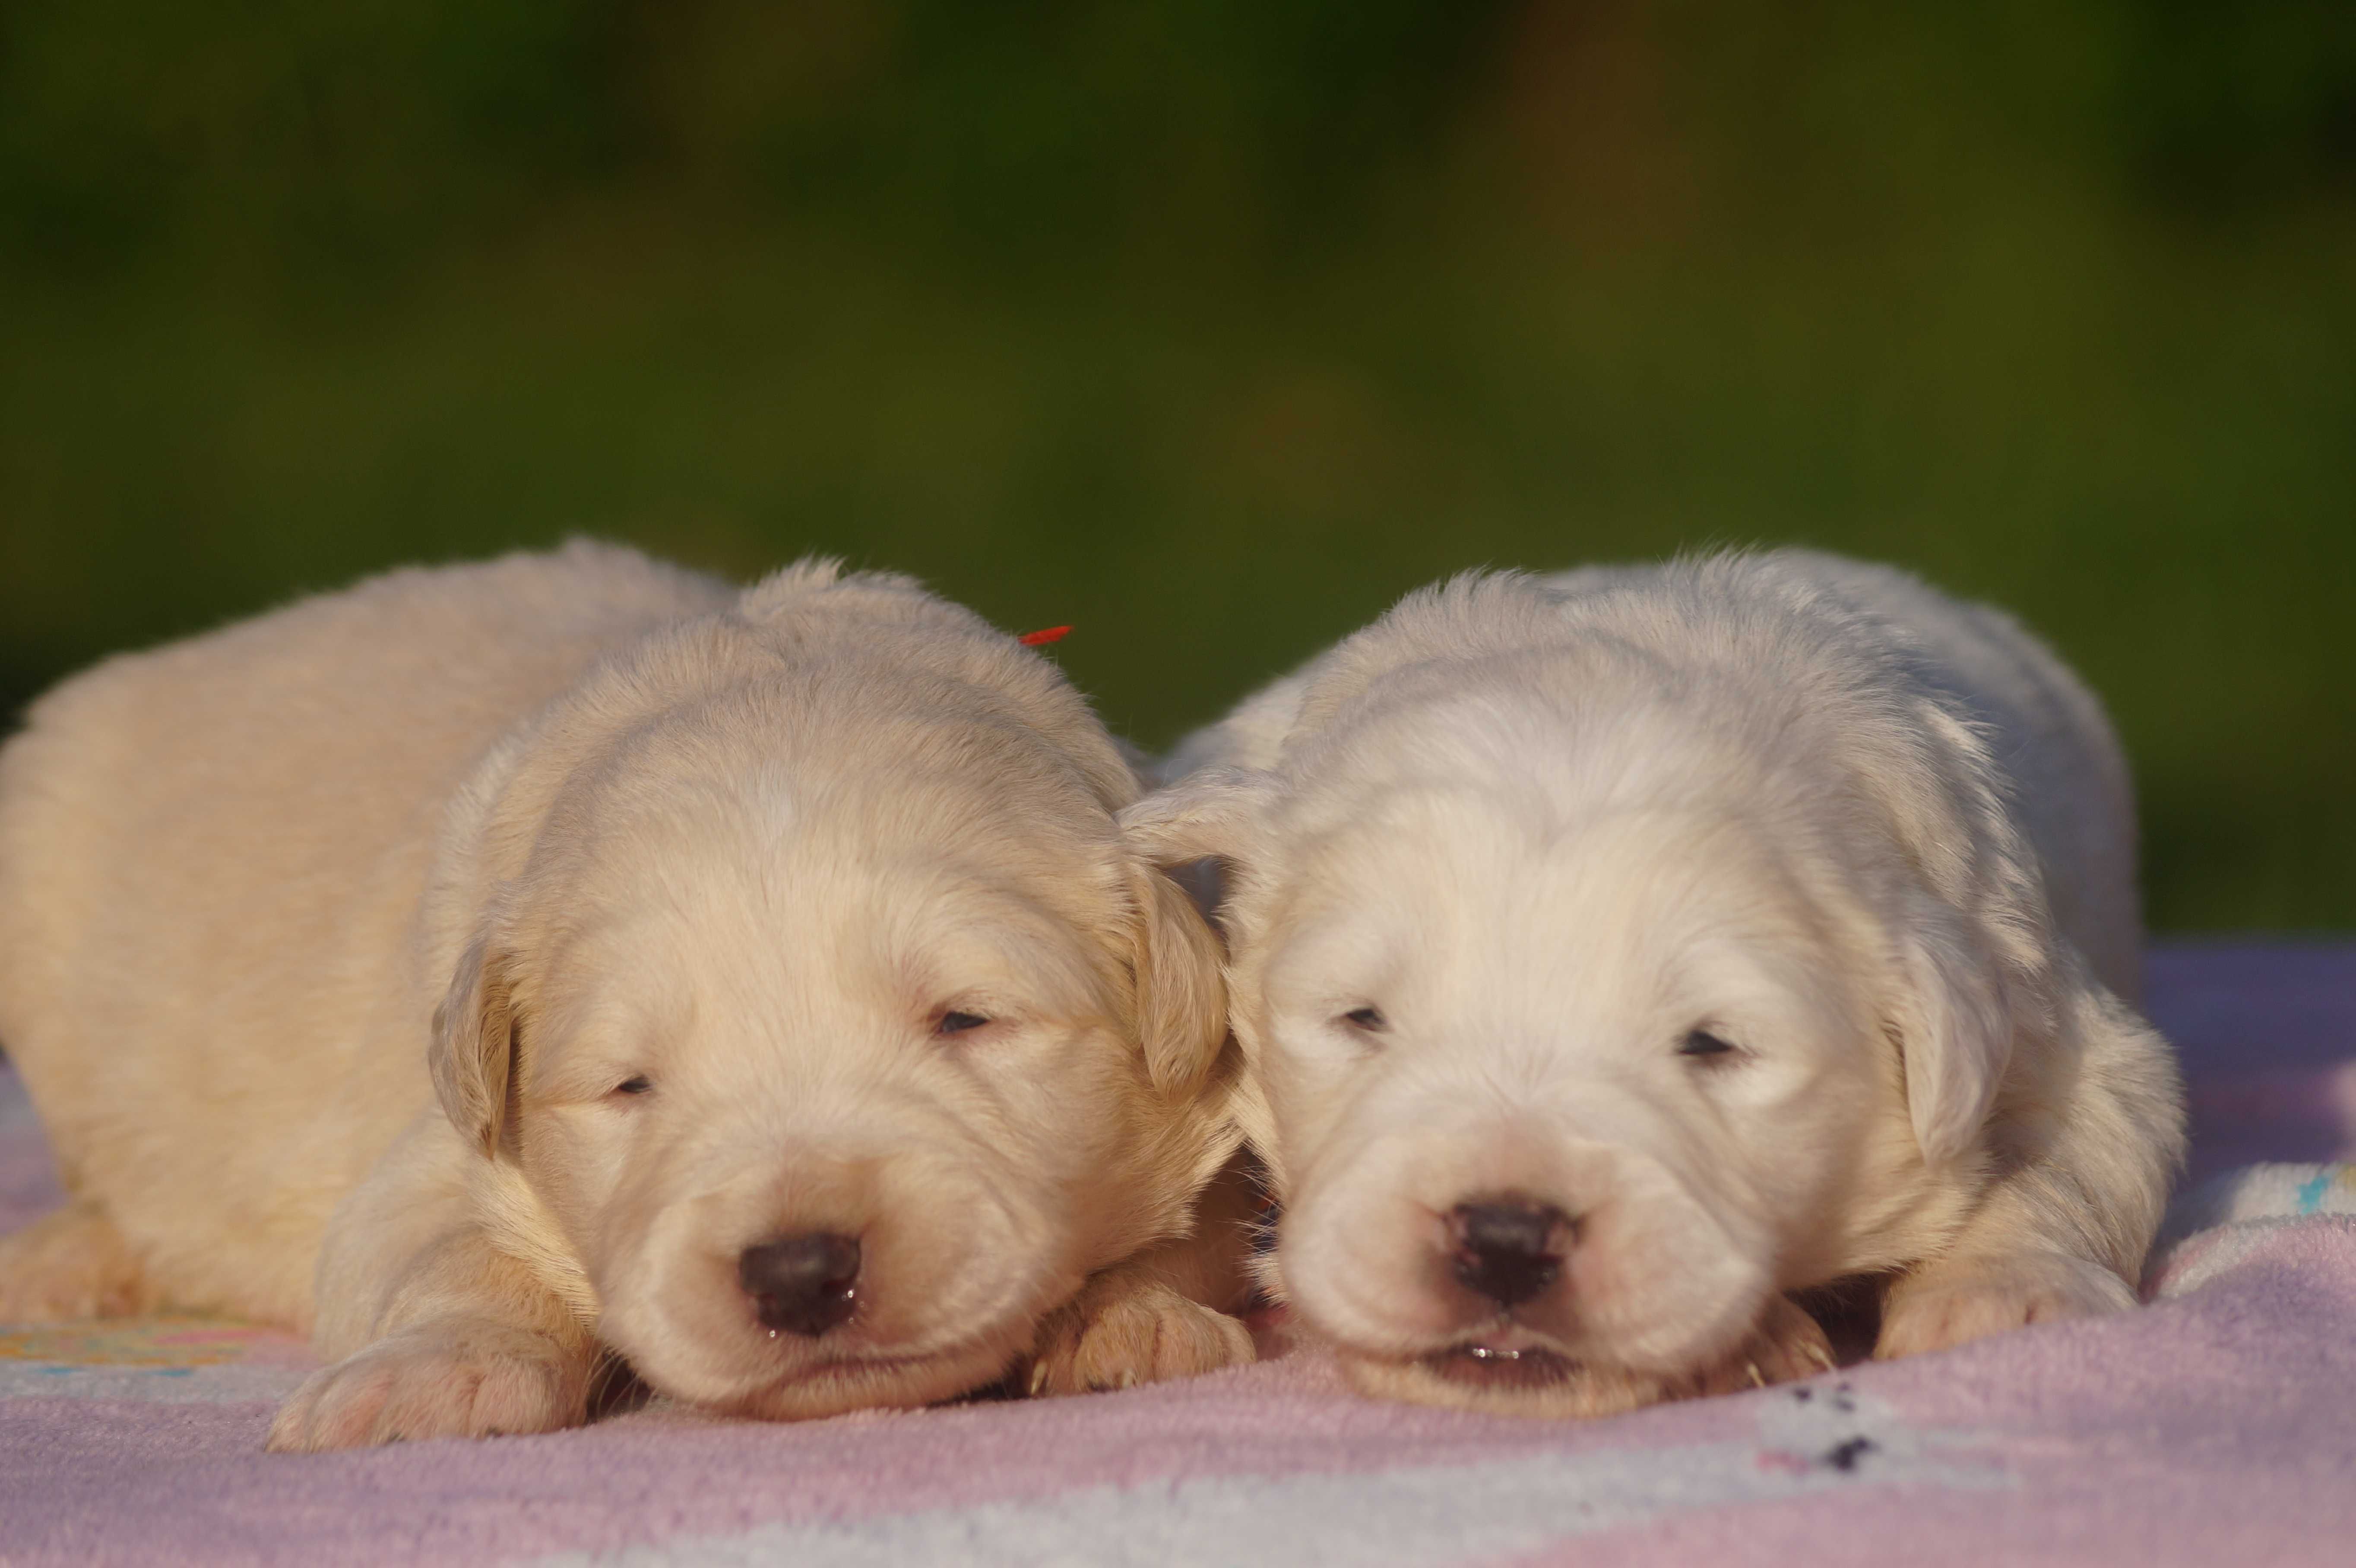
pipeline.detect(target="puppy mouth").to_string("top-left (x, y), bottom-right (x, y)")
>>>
top-left (1422, 1340), bottom-right (1582, 1390)
top-left (748, 1316), bottom-right (1032, 1400)
top-left (715, 1340), bottom-right (1009, 1419)
top-left (754, 1330), bottom-right (1001, 1387)
top-left (776, 1348), bottom-right (937, 1380)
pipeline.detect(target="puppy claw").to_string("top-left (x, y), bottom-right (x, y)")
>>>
top-left (1027, 1274), bottom-right (1254, 1398)
top-left (1876, 1251), bottom-right (2134, 1360)
top-left (266, 1321), bottom-right (591, 1452)
top-left (1691, 1295), bottom-right (1838, 1398)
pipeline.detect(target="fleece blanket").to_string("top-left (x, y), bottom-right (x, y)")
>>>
top-left (3, 941), bottom-right (2353, 1567)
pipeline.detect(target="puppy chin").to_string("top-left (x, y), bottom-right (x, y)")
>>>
top-left (1336, 1277), bottom-right (1838, 1419)
top-left (722, 1331), bottom-right (1030, 1419)
top-left (1338, 1342), bottom-right (1694, 1419)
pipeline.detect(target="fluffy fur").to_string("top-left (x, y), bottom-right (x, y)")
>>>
top-left (0, 542), bottom-right (1251, 1449)
top-left (1134, 550), bottom-right (2185, 1416)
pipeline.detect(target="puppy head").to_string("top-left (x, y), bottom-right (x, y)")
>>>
top-left (430, 616), bottom-right (1228, 1419)
top-left (1138, 692), bottom-right (2028, 1414)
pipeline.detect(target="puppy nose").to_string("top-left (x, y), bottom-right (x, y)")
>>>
top-left (1449, 1199), bottom-right (1568, 1308)
top-left (738, 1232), bottom-right (862, 1337)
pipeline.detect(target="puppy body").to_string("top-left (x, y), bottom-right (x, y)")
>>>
top-left (1137, 550), bottom-right (2183, 1414)
top-left (0, 543), bottom-right (1249, 1446)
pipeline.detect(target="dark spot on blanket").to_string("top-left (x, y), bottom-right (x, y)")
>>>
top-left (1791, 1387), bottom-right (1812, 1402)
top-left (1820, 1436), bottom-right (1875, 1472)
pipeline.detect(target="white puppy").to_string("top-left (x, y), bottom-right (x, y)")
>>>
top-left (1134, 550), bottom-right (2185, 1415)
top-left (0, 543), bottom-right (1252, 1448)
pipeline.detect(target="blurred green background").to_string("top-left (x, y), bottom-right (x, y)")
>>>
top-left (0, 0), bottom-right (2350, 929)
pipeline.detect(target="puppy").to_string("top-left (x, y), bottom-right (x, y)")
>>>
top-left (0, 542), bottom-right (1252, 1448)
top-left (1133, 550), bottom-right (2185, 1415)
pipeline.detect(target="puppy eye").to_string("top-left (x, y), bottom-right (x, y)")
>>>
top-left (1339, 1006), bottom-right (1387, 1033)
top-left (611, 1075), bottom-right (653, 1097)
top-left (935, 1010), bottom-right (991, 1037)
top-left (1678, 1029), bottom-right (1738, 1061)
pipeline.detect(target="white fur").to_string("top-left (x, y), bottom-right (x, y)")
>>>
top-left (1133, 550), bottom-right (2184, 1414)
top-left (0, 542), bottom-right (1248, 1447)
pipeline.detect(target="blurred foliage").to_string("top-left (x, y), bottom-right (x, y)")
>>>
top-left (0, 0), bottom-right (2351, 928)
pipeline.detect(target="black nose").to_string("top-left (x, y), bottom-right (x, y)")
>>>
top-left (1449, 1199), bottom-right (1568, 1308)
top-left (738, 1232), bottom-right (862, 1337)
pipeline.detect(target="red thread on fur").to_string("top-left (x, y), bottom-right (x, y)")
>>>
top-left (1018, 626), bottom-right (1073, 647)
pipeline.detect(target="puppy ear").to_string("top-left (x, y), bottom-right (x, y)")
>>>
top-left (430, 935), bottom-right (518, 1158)
top-left (1119, 768), bottom-right (1284, 1098)
top-left (1118, 767), bottom-right (1279, 873)
top-left (1890, 899), bottom-right (2015, 1167)
top-left (1125, 861), bottom-right (1230, 1100)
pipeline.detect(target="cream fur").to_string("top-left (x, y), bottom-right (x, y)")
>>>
top-left (0, 542), bottom-right (1251, 1448)
top-left (1134, 550), bottom-right (2185, 1416)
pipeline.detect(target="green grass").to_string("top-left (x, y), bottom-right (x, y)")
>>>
top-left (3, 0), bottom-right (2352, 929)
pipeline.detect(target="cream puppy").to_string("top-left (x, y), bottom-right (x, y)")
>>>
top-left (1134, 550), bottom-right (2185, 1415)
top-left (0, 542), bottom-right (1250, 1449)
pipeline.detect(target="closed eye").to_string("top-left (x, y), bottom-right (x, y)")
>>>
top-left (611, 1075), bottom-right (653, 1097)
top-left (1339, 1005), bottom-right (1387, 1033)
top-left (935, 1010), bottom-right (992, 1037)
top-left (1678, 1028), bottom-right (1738, 1061)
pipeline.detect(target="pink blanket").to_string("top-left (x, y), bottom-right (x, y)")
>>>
top-left (5, 943), bottom-right (2353, 1566)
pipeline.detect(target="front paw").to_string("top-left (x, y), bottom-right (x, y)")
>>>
top-left (1690, 1293), bottom-right (1837, 1395)
top-left (266, 1320), bottom-right (591, 1451)
top-left (0, 1204), bottom-right (154, 1321)
top-left (1875, 1251), bottom-right (2135, 1360)
top-left (1027, 1276), bottom-right (1254, 1396)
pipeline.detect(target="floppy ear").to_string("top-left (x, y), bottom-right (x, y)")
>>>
top-left (1125, 861), bottom-right (1231, 1100)
top-left (1888, 898), bottom-right (2016, 1167)
top-left (1118, 768), bottom-right (1286, 1098)
top-left (430, 934), bottom-right (519, 1158)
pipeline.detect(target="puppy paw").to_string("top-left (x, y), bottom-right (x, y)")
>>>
top-left (1027, 1275), bottom-right (1254, 1396)
top-left (1875, 1251), bottom-right (2135, 1360)
top-left (266, 1320), bottom-right (591, 1451)
top-left (0, 1202), bottom-right (155, 1321)
top-left (1690, 1293), bottom-right (1838, 1395)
